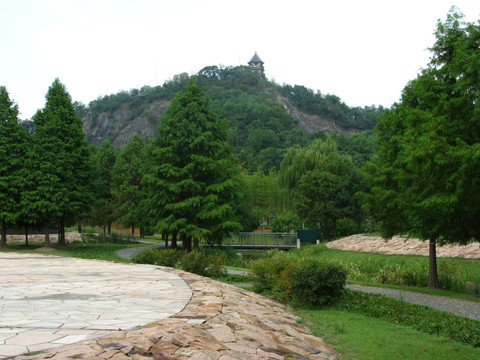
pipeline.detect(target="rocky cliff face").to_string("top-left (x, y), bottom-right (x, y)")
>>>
top-left (83, 100), bottom-right (169, 148)
top-left (82, 96), bottom-right (354, 148)
top-left (275, 95), bottom-right (358, 136)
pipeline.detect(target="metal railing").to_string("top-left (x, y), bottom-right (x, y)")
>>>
top-left (224, 232), bottom-right (297, 250)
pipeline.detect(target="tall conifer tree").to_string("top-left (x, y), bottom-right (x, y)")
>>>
top-left (145, 78), bottom-right (242, 250)
top-left (0, 86), bottom-right (28, 248)
top-left (361, 10), bottom-right (480, 288)
top-left (23, 79), bottom-right (92, 246)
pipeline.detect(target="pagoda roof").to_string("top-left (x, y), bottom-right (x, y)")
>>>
top-left (248, 52), bottom-right (264, 64)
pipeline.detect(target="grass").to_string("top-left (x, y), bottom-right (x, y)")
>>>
top-left (296, 244), bottom-right (480, 298)
top-left (3, 240), bottom-right (144, 262)
top-left (299, 309), bottom-right (480, 360)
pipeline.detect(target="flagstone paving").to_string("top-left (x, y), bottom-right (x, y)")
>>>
top-left (0, 253), bottom-right (192, 358)
top-left (2, 252), bottom-right (337, 360)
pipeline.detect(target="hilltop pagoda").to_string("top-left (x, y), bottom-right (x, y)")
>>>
top-left (248, 52), bottom-right (265, 77)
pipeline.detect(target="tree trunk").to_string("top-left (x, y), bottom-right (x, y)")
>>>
top-left (0, 220), bottom-right (7, 248)
top-left (171, 232), bottom-right (177, 249)
top-left (77, 223), bottom-right (82, 233)
top-left (103, 226), bottom-right (107, 243)
top-left (45, 222), bottom-right (50, 247)
top-left (140, 226), bottom-right (145, 239)
top-left (162, 233), bottom-right (168, 249)
top-left (58, 217), bottom-right (66, 246)
top-left (131, 225), bottom-right (135, 236)
top-left (428, 237), bottom-right (440, 288)
top-left (25, 225), bottom-right (29, 246)
top-left (193, 237), bottom-right (199, 250)
top-left (108, 223), bottom-right (111, 235)
top-left (333, 218), bottom-right (337, 240)
top-left (182, 233), bottom-right (191, 252)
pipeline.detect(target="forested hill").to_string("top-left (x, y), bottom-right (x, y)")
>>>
top-left (75, 65), bottom-right (384, 170)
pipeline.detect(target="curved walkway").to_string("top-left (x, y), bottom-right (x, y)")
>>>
top-left (0, 253), bottom-right (192, 359)
top-left (346, 284), bottom-right (480, 321)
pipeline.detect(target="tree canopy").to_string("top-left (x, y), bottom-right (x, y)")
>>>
top-left (280, 138), bottom-right (364, 240)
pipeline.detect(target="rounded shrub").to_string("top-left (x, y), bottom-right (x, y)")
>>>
top-left (284, 258), bottom-right (347, 307)
top-left (132, 248), bottom-right (183, 267)
top-left (179, 251), bottom-right (212, 277)
top-left (249, 254), bottom-right (294, 293)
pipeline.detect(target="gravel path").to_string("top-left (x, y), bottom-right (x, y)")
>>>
top-left (116, 243), bottom-right (164, 259)
top-left (347, 284), bottom-right (480, 321)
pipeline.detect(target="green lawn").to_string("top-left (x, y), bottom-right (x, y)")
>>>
top-left (299, 309), bottom-right (480, 360)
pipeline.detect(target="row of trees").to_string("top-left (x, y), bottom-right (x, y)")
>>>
top-left (0, 80), bottom-right (92, 247)
top-left (1, 76), bottom-right (368, 250)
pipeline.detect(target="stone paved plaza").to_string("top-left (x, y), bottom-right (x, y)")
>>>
top-left (0, 253), bottom-right (192, 358)
top-left (1, 252), bottom-right (337, 359)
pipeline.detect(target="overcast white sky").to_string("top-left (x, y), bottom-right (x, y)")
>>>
top-left (2, 0), bottom-right (480, 119)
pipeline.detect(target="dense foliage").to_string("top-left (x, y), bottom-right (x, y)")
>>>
top-left (278, 84), bottom-right (384, 130)
top-left (279, 138), bottom-right (365, 240)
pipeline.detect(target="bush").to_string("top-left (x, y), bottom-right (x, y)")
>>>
top-left (250, 250), bottom-right (347, 306)
top-left (179, 251), bottom-right (212, 277)
top-left (132, 249), bottom-right (183, 267)
top-left (249, 253), bottom-right (294, 293)
top-left (284, 259), bottom-right (347, 306)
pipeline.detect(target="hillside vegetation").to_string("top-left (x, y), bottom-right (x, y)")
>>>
top-left (75, 65), bottom-right (384, 170)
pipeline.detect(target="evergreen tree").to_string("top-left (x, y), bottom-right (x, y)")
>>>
top-left (23, 79), bottom-right (92, 246)
top-left (145, 78), bottom-right (242, 250)
top-left (90, 140), bottom-right (116, 241)
top-left (361, 10), bottom-right (480, 288)
top-left (112, 134), bottom-right (147, 236)
top-left (0, 86), bottom-right (28, 248)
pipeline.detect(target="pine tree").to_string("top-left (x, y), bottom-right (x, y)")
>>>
top-left (0, 86), bottom-right (29, 248)
top-left (23, 79), bottom-right (92, 246)
top-left (145, 78), bottom-right (242, 250)
top-left (112, 134), bottom-right (147, 236)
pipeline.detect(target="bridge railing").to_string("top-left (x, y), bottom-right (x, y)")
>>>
top-left (224, 232), bottom-right (297, 250)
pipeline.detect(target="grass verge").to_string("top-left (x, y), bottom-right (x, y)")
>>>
top-left (299, 309), bottom-right (480, 360)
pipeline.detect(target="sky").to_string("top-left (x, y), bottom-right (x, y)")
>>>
top-left (2, 0), bottom-right (480, 120)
